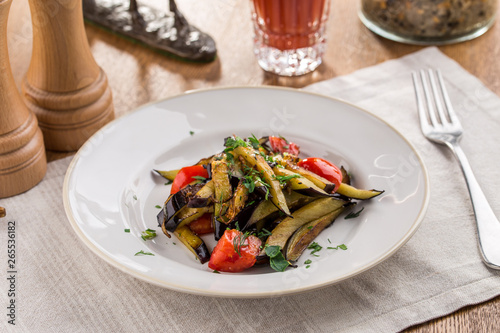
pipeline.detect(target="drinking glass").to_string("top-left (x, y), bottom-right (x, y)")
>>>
top-left (250, 0), bottom-right (331, 76)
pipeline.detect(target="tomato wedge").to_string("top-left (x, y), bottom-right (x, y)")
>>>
top-left (188, 213), bottom-right (213, 235)
top-left (268, 136), bottom-right (300, 156)
top-left (297, 157), bottom-right (343, 192)
top-left (208, 229), bottom-right (262, 272)
top-left (170, 165), bottom-right (209, 194)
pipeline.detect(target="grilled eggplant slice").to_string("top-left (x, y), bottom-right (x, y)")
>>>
top-left (336, 183), bottom-right (384, 200)
top-left (174, 225), bottom-right (210, 264)
top-left (187, 180), bottom-right (215, 208)
top-left (275, 157), bottom-right (337, 193)
top-left (172, 206), bottom-right (213, 230)
top-left (153, 169), bottom-right (179, 181)
top-left (285, 204), bottom-right (352, 261)
top-left (233, 146), bottom-right (291, 216)
top-left (212, 160), bottom-right (233, 223)
top-left (340, 166), bottom-right (351, 185)
top-left (265, 197), bottom-right (347, 250)
top-left (273, 167), bottom-right (331, 197)
top-left (224, 179), bottom-right (249, 222)
top-left (162, 183), bottom-right (210, 232)
top-left (245, 191), bottom-right (316, 228)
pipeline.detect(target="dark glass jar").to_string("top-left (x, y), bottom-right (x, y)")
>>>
top-left (359, 0), bottom-right (497, 45)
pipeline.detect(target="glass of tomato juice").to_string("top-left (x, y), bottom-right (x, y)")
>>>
top-left (250, 0), bottom-right (331, 76)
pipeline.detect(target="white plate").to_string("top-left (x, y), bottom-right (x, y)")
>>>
top-left (63, 87), bottom-right (429, 297)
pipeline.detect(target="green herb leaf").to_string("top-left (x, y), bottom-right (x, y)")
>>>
top-left (141, 228), bottom-right (157, 241)
top-left (265, 245), bottom-right (291, 272)
top-left (124, 229), bottom-right (130, 233)
top-left (257, 228), bottom-right (272, 239)
top-left (274, 173), bottom-right (301, 186)
top-left (345, 207), bottom-right (364, 219)
top-left (304, 259), bottom-right (312, 265)
top-left (155, 205), bottom-right (161, 209)
top-left (189, 131), bottom-right (195, 135)
top-left (327, 244), bottom-right (348, 251)
top-left (134, 250), bottom-right (154, 256)
top-left (164, 180), bottom-right (173, 185)
top-left (233, 231), bottom-right (250, 257)
top-left (265, 245), bottom-right (281, 258)
top-left (307, 242), bottom-right (322, 256)
top-left (133, 195), bottom-right (138, 200)
top-left (213, 270), bottom-right (220, 274)
top-left (248, 134), bottom-right (261, 149)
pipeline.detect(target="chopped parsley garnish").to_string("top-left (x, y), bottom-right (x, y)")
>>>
top-left (265, 245), bottom-right (290, 272)
top-left (327, 244), bottom-right (348, 251)
top-left (248, 134), bottom-right (261, 149)
top-left (155, 205), bottom-right (161, 209)
top-left (345, 207), bottom-right (364, 219)
top-left (257, 228), bottom-right (272, 240)
top-left (274, 173), bottom-right (301, 186)
top-left (224, 135), bottom-right (249, 151)
top-left (213, 270), bottom-right (220, 274)
top-left (141, 228), bottom-right (157, 241)
top-left (134, 250), bottom-right (154, 256)
top-left (307, 242), bottom-right (322, 256)
top-left (307, 226), bottom-right (313, 230)
top-left (164, 180), bottom-right (173, 185)
top-left (190, 131), bottom-right (195, 135)
top-left (124, 229), bottom-right (130, 233)
top-left (192, 175), bottom-right (207, 183)
top-left (304, 259), bottom-right (312, 265)
top-left (133, 195), bottom-right (138, 200)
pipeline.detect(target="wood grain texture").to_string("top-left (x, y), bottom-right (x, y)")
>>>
top-left (5, 0), bottom-right (500, 330)
top-left (21, 0), bottom-right (114, 151)
top-left (0, 0), bottom-right (46, 198)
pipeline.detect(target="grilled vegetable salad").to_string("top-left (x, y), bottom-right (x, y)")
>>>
top-left (155, 135), bottom-right (383, 272)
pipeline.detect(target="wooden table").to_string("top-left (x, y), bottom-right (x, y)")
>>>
top-left (6, 0), bottom-right (500, 331)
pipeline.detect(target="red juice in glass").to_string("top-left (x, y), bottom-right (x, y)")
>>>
top-left (250, 0), bottom-right (330, 76)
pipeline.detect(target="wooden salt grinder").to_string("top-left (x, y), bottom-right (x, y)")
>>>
top-left (22, 0), bottom-right (115, 151)
top-left (0, 0), bottom-right (47, 198)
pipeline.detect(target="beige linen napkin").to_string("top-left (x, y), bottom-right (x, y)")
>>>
top-left (1, 47), bottom-right (500, 333)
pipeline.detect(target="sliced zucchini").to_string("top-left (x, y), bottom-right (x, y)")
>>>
top-left (265, 197), bottom-right (347, 250)
top-left (336, 183), bottom-right (384, 200)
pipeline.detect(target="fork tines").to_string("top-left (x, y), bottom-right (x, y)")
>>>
top-left (412, 69), bottom-right (461, 131)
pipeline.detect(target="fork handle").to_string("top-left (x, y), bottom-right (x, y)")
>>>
top-left (448, 141), bottom-right (500, 269)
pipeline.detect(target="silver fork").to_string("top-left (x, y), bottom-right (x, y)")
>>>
top-left (412, 69), bottom-right (500, 270)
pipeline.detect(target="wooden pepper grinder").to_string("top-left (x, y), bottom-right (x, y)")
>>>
top-left (0, 0), bottom-right (47, 198)
top-left (22, 0), bottom-right (114, 151)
